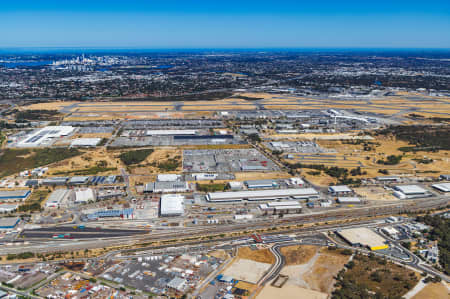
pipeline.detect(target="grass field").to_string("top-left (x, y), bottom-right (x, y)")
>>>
top-left (48, 148), bottom-right (120, 176)
top-left (237, 246), bottom-right (275, 264)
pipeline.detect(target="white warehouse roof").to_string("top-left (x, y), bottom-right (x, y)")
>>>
top-left (157, 174), bottom-right (181, 182)
top-left (75, 188), bottom-right (95, 203)
top-left (329, 185), bottom-right (353, 193)
top-left (17, 126), bottom-right (75, 147)
top-left (432, 183), bottom-right (450, 192)
top-left (394, 185), bottom-right (429, 195)
top-left (160, 194), bottom-right (185, 216)
top-left (207, 188), bottom-right (319, 202)
top-left (71, 138), bottom-right (101, 147)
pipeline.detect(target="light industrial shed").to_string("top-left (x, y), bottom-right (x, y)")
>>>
top-left (45, 189), bottom-right (71, 209)
top-left (70, 138), bottom-right (101, 147)
top-left (259, 201), bottom-right (302, 215)
top-left (0, 190), bottom-right (31, 201)
top-left (245, 179), bottom-right (278, 189)
top-left (160, 194), bottom-right (185, 217)
top-left (0, 217), bottom-right (20, 229)
top-left (207, 188), bottom-right (319, 202)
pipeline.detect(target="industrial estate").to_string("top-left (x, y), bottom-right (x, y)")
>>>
top-left (0, 50), bottom-right (449, 299)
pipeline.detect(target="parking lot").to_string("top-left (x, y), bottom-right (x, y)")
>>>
top-left (183, 149), bottom-right (280, 173)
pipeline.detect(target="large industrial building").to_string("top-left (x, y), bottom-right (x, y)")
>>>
top-left (160, 194), bottom-right (185, 217)
top-left (75, 188), bottom-right (95, 204)
top-left (336, 227), bottom-right (388, 251)
top-left (70, 138), bottom-right (102, 147)
top-left (245, 179), bottom-right (278, 189)
top-left (393, 185), bottom-right (432, 199)
top-left (328, 185), bottom-right (353, 195)
top-left (432, 183), bottom-right (450, 193)
top-left (0, 190), bottom-right (31, 202)
top-left (16, 126), bottom-right (75, 147)
top-left (259, 201), bottom-right (302, 215)
top-left (206, 188), bottom-right (319, 202)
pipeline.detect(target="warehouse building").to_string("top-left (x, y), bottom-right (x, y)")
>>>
top-left (245, 179), bottom-right (278, 189)
top-left (228, 181), bottom-right (243, 191)
top-left (0, 190), bottom-right (31, 202)
top-left (393, 185), bottom-right (432, 199)
top-left (75, 188), bottom-right (96, 204)
top-left (160, 194), bottom-right (185, 217)
top-left (192, 173), bottom-right (218, 181)
top-left (439, 174), bottom-right (450, 181)
top-left (144, 181), bottom-right (190, 193)
top-left (376, 176), bottom-right (401, 183)
top-left (42, 177), bottom-right (68, 186)
top-left (0, 204), bottom-right (18, 213)
top-left (259, 201), bottom-right (302, 215)
top-left (17, 126), bottom-right (75, 147)
top-left (431, 183), bottom-right (450, 193)
top-left (337, 197), bottom-right (361, 204)
top-left (70, 138), bottom-right (102, 147)
top-left (336, 227), bottom-right (388, 251)
top-left (0, 217), bottom-right (20, 230)
top-left (157, 174), bottom-right (181, 182)
top-left (45, 189), bottom-right (71, 209)
top-left (206, 188), bottom-right (319, 202)
top-left (87, 208), bottom-right (134, 220)
top-left (328, 185), bottom-right (353, 195)
top-left (68, 176), bottom-right (90, 185)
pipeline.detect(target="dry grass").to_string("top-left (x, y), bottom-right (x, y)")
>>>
top-left (208, 250), bottom-right (229, 260)
top-left (48, 148), bottom-right (120, 176)
top-left (234, 171), bottom-right (291, 181)
top-left (257, 284), bottom-right (328, 299)
top-left (281, 245), bottom-right (319, 266)
top-left (237, 246), bottom-right (275, 264)
top-left (412, 282), bottom-right (450, 299)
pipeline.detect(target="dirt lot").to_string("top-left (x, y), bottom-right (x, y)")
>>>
top-left (303, 247), bottom-right (351, 294)
top-left (208, 250), bottom-right (229, 260)
top-left (281, 245), bottom-right (319, 266)
top-left (412, 282), bottom-right (449, 299)
top-left (257, 283), bottom-right (328, 299)
top-left (48, 148), bottom-right (120, 176)
top-left (237, 246), bottom-right (275, 264)
top-left (223, 258), bottom-right (271, 284)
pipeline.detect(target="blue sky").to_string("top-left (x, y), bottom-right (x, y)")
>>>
top-left (1, 1), bottom-right (450, 48)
